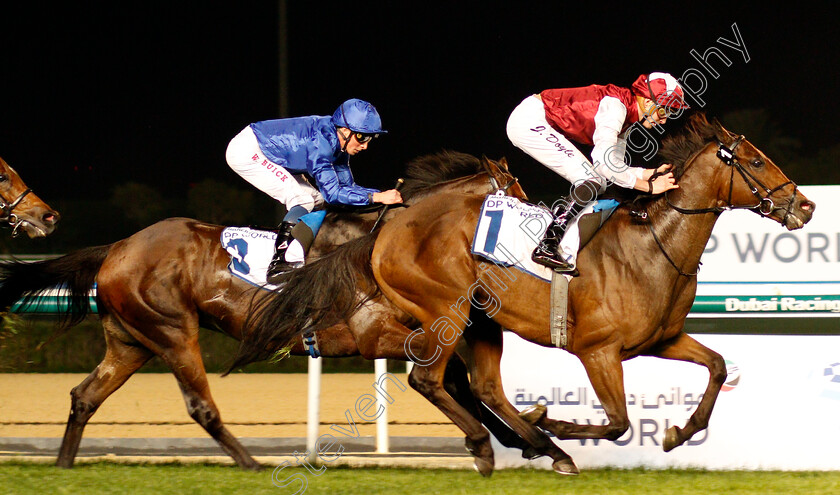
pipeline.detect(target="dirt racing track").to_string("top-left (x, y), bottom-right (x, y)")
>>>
top-left (0, 373), bottom-right (476, 468)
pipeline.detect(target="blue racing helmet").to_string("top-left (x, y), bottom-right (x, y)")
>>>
top-left (331, 99), bottom-right (388, 134)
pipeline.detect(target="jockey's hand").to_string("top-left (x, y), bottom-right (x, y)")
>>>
top-left (636, 163), bottom-right (678, 194)
top-left (372, 189), bottom-right (403, 205)
top-left (649, 171), bottom-right (679, 194)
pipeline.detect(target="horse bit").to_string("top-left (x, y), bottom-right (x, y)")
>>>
top-left (0, 179), bottom-right (34, 237)
top-left (644, 135), bottom-right (799, 277)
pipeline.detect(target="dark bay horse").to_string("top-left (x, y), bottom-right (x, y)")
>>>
top-left (0, 151), bottom-right (532, 470)
top-left (239, 113), bottom-right (815, 474)
top-left (0, 156), bottom-right (59, 238)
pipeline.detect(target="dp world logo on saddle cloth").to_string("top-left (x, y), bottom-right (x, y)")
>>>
top-left (221, 226), bottom-right (280, 289)
top-left (472, 195), bottom-right (555, 282)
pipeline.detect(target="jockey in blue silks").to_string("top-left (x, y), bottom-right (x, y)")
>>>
top-left (226, 98), bottom-right (402, 282)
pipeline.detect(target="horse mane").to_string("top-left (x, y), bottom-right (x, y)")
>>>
top-left (399, 150), bottom-right (483, 201)
top-left (608, 112), bottom-right (720, 204)
top-left (658, 112), bottom-right (718, 181)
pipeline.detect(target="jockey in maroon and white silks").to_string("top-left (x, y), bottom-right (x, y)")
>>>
top-left (507, 72), bottom-right (689, 273)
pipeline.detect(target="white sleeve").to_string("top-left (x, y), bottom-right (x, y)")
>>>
top-left (591, 97), bottom-right (643, 189)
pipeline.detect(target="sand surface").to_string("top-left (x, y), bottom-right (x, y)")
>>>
top-left (0, 373), bottom-right (462, 439)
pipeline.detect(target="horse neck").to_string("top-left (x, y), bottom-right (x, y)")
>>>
top-left (644, 152), bottom-right (726, 276)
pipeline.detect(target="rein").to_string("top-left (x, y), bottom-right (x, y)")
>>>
top-left (645, 135), bottom-right (798, 277)
top-left (368, 164), bottom-right (519, 233)
top-left (0, 187), bottom-right (33, 237)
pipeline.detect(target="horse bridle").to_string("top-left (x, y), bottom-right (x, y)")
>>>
top-left (482, 160), bottom-right (520, 194)
top-left (666, 135), bottom-right (798, 221)
top-left (648, 135), bottom-right (798, 277)
top-left (0, 187), bottom-right (33, 237)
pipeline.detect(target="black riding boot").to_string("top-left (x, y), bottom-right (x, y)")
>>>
top-left (532, 198), bottom-right (589, 272)
top-left (266, 221), bottom-right (297, 283)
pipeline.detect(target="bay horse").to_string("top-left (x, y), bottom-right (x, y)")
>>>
top-left (0, 156), bottom-right (59, 238)
top-left (0, 151), bottom-right (535, 470)
top-left (236, 113), bottom-right (815, 474)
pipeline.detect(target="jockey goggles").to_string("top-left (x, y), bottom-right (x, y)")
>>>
top-left (646, 79), bottom-right (683, 118)
top-left (354, 132), bottom-right (379, 143)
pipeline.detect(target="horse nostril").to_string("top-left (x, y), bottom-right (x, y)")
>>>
top-left (43, 211), bottom-right (60, 225)
top-left (799, 200), bottom-right (815, 213)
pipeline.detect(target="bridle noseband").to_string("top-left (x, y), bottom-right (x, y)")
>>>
top-left (0, 187), bottom-right (33, 237)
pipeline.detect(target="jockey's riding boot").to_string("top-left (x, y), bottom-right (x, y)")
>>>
top-left (532, 199), bottom-right (588, 272)
top-left (266, 221), bottom-right (297, 283)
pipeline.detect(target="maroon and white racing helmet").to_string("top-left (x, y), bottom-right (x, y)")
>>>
top-left (631, 72), bottom-right (690, 110)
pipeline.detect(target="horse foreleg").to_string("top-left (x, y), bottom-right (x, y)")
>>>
top-left (57, 323), bottom-right (153, 468)
top-left (645, 332), bottom-right (726, 452)
top-left (161, 335), bottom-right (261, 471)
top-left (465, 328), bottom-right (579, 475)
top-left (523, 348), bottom-right (631, 442)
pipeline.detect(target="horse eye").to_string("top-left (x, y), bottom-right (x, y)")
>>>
top-left (0, 174), bottom-right (8, 182)
top-left (752, 159), bottom-right (764, 168)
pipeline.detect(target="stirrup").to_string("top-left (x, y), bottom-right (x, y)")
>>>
top-left (266, 252), bottom-right (300, 284)
top-left (532, 246), bottom-right (576, 272)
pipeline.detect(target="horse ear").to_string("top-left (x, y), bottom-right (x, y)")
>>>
top-left (498, 157), bottom-right (510, 171)
top-left (711, 118), bottom-right (733, 143)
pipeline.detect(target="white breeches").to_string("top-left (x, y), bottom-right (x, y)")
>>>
top-left (225, 126), bottom-right (323, 212)
top-left (506, 95), bottom-right (604, 190)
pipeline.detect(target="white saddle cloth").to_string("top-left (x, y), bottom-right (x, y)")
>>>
top-left (220, 226), bottom-right (305, 288)
top-left (471, 194), bottom-right (590, 282)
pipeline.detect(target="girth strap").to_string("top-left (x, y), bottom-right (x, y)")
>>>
top-left (550, 270), bottom-right (569, 348)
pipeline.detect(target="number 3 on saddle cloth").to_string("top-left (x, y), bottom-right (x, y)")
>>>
top-left (471, 195), bottom-right (620, 282)
top-left (221, 210), bottom-right (327, 289)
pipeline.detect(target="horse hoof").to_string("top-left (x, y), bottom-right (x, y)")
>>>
top-left (519, 404), bottom-right (548, 424)
top-left (521, 446), bottom-right (541, 460)
top-left (552, 458), bottom-right (579, 475)
top-left (663, 426), bottom-right (681, 452)
top-left (473, 457), bottom-right (494, 477)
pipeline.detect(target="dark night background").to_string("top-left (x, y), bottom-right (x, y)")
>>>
top-left (1, 2), bottom-right (837, 252)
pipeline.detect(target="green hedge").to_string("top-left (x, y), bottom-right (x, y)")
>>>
top-left (0, 315), bottom-right (391, 374)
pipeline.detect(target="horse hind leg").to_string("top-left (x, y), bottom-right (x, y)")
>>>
top-left (57, 318), bottom-right (154, 468)
top-left (442, 353), bottom-right (540, 460)
top-left (645, 332), bottom-right (726, 452)
top-left (407, 332), bottom-right (496, 476)
top-left (160, 332), bottom-right (261, 471)
top-left (464, 327), bottom-right (578, 475)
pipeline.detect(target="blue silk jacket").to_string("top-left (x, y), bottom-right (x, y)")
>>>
top-left (250, 116), bottom-right (379, 205)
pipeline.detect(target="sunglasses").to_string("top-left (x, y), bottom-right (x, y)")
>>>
top-left (354, 132), bottom-right (378, 143)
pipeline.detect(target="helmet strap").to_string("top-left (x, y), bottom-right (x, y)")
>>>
top-left (337, 127), bottom-right (351, 153)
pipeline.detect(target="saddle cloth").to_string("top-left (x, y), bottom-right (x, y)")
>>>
top-left (471, 194), bottom-right (619, 282)
top-left (220, 226), bottom-right (304, 289)
top-left (220, 211), bottom-right (326, 288)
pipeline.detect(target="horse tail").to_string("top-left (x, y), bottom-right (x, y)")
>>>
top-left (227, 232), bottom-right (381, 373)
top-left (0, 245), bottom-right (111, 332)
